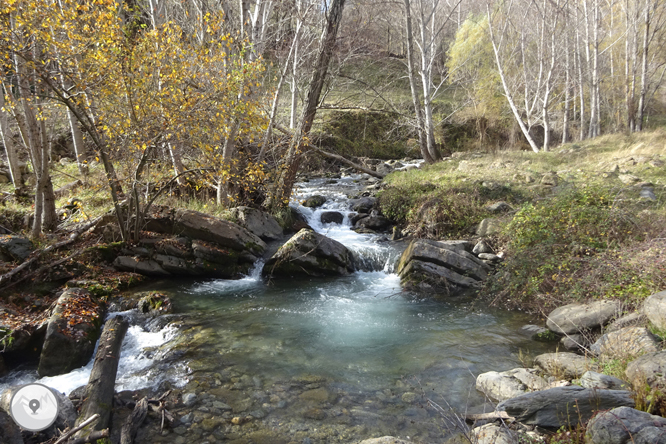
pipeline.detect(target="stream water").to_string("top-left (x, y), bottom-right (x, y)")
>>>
top-left (0, 173), bottom-right (554, 443)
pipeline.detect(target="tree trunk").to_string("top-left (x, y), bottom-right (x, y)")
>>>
top-left (0, 87), bottom-right (23, 190)
top-left (562, 23), bottom-right (571, 145)
top-left (403, 0), bottom-right (432, 163)
top-left (67, 108), bottom-right (89, 176)
top-left (486, 2), bottom-right (540, 153)
top-left (636, 0), bottom-right (651, 131)
top-left (270, 0), bottom-right (347, 209)
top-left (575, 8), bottom-right (586, 141)
top-left (258, 16), bottom-right (303, 163)
top-left (74, 316), bottom-right (129, 440)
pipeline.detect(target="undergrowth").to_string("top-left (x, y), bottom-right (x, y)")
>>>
top-left (487, 184), bottom-right (666, 312)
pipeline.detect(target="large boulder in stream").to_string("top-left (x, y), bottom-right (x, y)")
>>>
top-left (496, 386), bottom-right (634, 429)
top-left (38, 288), bottom-right (104, 377)
top-left (396, 239), bottom-right (490, 294)
top-left (264, 229), bottom-right (355, 278)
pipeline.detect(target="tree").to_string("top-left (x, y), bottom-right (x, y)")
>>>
top-left (269, 0), bottom-right (347, 209)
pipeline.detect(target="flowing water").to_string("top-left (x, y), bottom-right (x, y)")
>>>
top-left (0, 173), bottom-right (554, 443)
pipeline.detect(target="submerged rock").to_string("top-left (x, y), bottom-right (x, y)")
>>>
top-left (302, 195), bottom-right (327, 208)
top-left (264, 229), bottom-right (355, 278)
top-left (321, 211), bottom-right (344, 225)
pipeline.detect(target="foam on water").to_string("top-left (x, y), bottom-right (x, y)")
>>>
top-left (0, 313), bottom-right (181, 395)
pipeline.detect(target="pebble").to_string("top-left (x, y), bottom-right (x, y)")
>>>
top-left (182, 392), bottom-right (197, 407)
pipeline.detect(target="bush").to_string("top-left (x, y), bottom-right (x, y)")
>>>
top-left (487, 185), bottom-right (665, 311)
top-left (379, 182), bottom-right (506, 238)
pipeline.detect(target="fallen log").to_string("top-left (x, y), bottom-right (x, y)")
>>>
top-left (309, 146), bottom-right (385, 179)
top-left (74, 315), bottom-right (129, 440)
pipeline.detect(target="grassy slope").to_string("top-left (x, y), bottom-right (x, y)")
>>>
top-left (381, 129), bottom-right (666, 313)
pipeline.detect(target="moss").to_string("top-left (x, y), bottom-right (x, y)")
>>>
top-left (316, 110), bottom-right (410, 159)
top-left (93, 242), bottom-right (123, 262)
top-left (534, 330), bottom-right (559, 342)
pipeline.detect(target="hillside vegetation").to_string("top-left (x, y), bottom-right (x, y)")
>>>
top-left (380, 129), bottom-right (666, 313)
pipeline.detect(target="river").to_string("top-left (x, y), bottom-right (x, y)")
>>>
top-left (0, 173), bottom-right (553, 443)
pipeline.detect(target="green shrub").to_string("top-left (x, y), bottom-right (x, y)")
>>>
top-left (487, 185), bottom-right (663, 310)
top-left (379, 183), bottom-right (490, 238)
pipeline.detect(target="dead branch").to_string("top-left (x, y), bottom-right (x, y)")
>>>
top-left (0, 216), bottom-right (101, 289)
top-left (309, 146), bottom-right (385, 178)
top-left (120, 397), bottom-right (148, 444)
top-left (66, 429), bottom-right (109, 444)
top-left (54, 414), bottom-right (99, 444)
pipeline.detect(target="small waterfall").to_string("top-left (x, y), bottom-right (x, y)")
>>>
top-left (291, 176), bottom-right (400, 273)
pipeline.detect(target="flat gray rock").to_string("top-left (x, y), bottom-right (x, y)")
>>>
top-left (357, 438), bottom-right (413, 444)
top-left (606, 312), bottom-right (648, 332)
top-left (476, 218), bottom-right (504, 236)
top-left (227, 206), bottom-right (283, 241)
top-left (590, 326), bottom-right (660, 358)
top-left (476, 368), bottom-right (547, 402)
top-left (471, 423), bottom-right (518, 444)
top-left (643, 290), bottom-right (666, 330)
top-left (586, 406), bottom-right (666, 444)
top-left (546, 300), bottom-right (621, 334)
top-left (497, 386), bottom-right (634, 428)
top-left (0, 235), bottom-right (34, 261)
top-left (113, 256), bottom-right (171, 276)
top-left (534, 352), bottom-right (595, 379)
top-left (580, 371), bottom-right (630, 390)
top-left (625, 351), bottom-right (666, 388)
